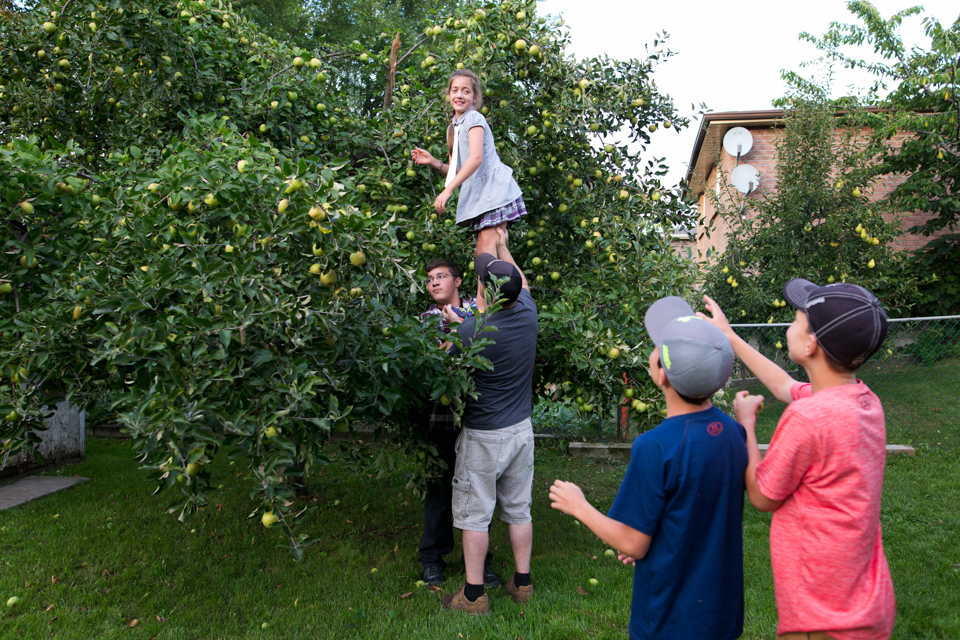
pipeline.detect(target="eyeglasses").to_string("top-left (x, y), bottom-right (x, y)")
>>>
top-left (426, 273), bottom-right (451, 284)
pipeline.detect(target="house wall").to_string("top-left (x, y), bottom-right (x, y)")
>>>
top-left (695, 125), bottom-right (933, 261)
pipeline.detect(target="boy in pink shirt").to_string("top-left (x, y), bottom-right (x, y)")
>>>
top-left (700, 280), bottom-right (896, 640)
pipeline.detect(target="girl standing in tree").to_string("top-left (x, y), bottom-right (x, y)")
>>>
top-left (411, 69), bottom-right (526, 295)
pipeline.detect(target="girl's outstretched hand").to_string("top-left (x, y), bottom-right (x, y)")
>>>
top-left (696, 294), bottom-right (731, 333)
top-left (434, 187), bottom-right (453, 214)
top-left (411, 147), bottom-right (436, 166)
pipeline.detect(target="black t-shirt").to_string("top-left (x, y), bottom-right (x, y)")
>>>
top-left (452, 288), bottom-right (538, 430)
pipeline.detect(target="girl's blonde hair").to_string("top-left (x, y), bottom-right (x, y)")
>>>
top-left (446, 69), bottom-right (483, 152)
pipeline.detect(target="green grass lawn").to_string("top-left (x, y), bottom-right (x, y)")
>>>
top-left (1, 437), bottom-right (958, 639)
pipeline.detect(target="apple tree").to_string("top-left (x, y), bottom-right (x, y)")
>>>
top-left (788, 0), bottom-right (960, 314)
top-left (0, 0), bottom-right (696, 555)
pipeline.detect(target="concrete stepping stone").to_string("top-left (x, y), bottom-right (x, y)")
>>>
top-left (569, 442), bottom-right (916, 460)
top-left (0, 476), bottom-right (90, 511)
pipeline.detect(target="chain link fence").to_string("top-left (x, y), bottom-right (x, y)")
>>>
top-left (727, 316), bottom-right (960, 448)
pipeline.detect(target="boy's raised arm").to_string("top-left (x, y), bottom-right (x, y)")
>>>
top-left (698, 295), bottom-right (795, 404)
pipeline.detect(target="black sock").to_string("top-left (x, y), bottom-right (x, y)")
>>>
top-left (463, 582), bottom-right (485, 602)
top-left (513, 572), bottom-right (532, 588)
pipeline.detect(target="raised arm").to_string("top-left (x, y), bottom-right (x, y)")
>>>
top-left (495, 227), bottom-right (528, 291)
top-left (697, 295), bottom-right (795, 404)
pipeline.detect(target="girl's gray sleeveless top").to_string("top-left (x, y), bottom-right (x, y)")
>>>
top-left (451, 108), bottom-right (523, 224)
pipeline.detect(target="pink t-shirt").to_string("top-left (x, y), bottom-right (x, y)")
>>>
top-left (756, 381), bottom-right (896, 640)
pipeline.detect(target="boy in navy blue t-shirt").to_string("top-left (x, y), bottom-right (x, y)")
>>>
top-left (550, 297), bottom-right (748, 640)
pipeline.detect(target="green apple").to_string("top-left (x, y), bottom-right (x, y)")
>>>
top-left (349, 251), bottom-right (366, 267)
top-left (550, 271), bottom-right (560, 281)
top-left (277, 198), bottom-right (289, 213)
top-left (589, 578), bottom-right (598, 586)
top-left (6, 596), bottom-right (20, 608)
top-left (186, 462), bottom-right (202, 476)
top-left (607, 347), bottom-right (621, 360)
top-left (19, 201), bottom-right (34, 215)
top-left (261, 512), bottom-right (279, 528)
top-left (265, 427), bottom-right (279, 438)
top-left (43, 21), bottom-right (57, 33)
top-left (0, 283), bottom-right (12, 294)
top-left (320, 270), bottom-right (337, 286)
top-left (309, 263), bottom-right (322, 275)
top-left (513, 39), bottom-right (527, 53)
top-left (292, 56), bottom-right (304, 68)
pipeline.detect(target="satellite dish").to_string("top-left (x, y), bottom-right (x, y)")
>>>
top-left (731, 164), bottom-right (760, 194)
top-left (723, 127), bottom-right (753, 158)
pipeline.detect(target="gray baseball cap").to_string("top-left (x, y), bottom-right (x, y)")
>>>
top-left (644, 297), bottom-right (734, 399)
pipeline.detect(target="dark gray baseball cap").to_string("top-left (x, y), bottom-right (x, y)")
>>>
top-left (475, 252), bottom-right (523, 302)
top-left (644, 297), bottom-right (734, 399)
top-left (782, 279), bottom-right (887, 368)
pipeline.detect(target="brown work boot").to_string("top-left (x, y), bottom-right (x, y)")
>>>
top-left (440, 584), bottom-right (491, 615)
top-left (505, 576), bottom-right (533, 603)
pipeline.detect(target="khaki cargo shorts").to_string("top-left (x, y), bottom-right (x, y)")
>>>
top-left (451, 417), bottom-right (534, 532)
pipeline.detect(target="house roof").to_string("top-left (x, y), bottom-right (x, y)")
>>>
top-left (683, 107), bottom-right (894, 199)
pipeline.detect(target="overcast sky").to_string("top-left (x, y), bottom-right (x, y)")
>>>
top-left (539, 0), bottom-right (960, 188)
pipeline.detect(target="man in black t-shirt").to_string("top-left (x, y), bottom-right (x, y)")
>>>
top-left (442, 228), bottom-right (538, 615)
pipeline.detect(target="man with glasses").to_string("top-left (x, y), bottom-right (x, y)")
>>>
top-left (417, 258), bottom-right (498, 588)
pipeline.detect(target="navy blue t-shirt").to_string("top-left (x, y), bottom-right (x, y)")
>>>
top-left (608, 405), bottom-right (747, 640)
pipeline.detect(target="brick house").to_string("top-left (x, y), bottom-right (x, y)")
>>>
top-left (683, 109), bottom-right (934, 262)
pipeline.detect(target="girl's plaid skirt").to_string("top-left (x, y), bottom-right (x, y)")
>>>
top-left (461, 195), bottom-right (527, 232)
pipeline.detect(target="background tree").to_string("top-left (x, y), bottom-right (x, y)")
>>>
top-left (788, 0), bottom-right (960, 313)
top-left (233, 0), bottom-right (460, 114)
top-left (702, 90), bottom-right (917, 322)
top-left (0, 0), bottom-right (695, 556)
